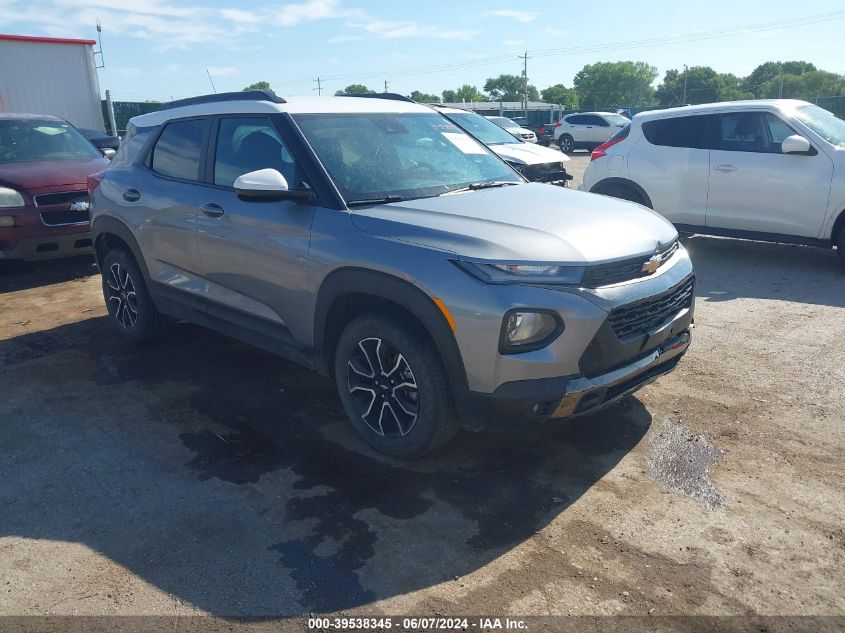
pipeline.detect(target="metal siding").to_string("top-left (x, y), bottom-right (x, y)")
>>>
top-left (0, 39), bottom-right (105, 130)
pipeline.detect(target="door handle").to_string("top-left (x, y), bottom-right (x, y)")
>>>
top-left (122, 189), bottom-right (141, 202)
top-left (201, 203), bottom-right (224, 217)
top-left (713, 164), bottom-right (738, 172)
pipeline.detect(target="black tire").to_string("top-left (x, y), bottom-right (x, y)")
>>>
top-left (557, 134), bottom-right (575, 154)
top-left (101, 248), bottom-right (170, 342)
top-left (837, 228), bottom-right (845, 269)
top-left (597, 184), bottom-right (650, 208)
top-left (334, 313), bottom-right (460, 458)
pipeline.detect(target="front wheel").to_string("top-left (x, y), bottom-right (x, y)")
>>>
top-left (334, 313), bottom-right (460, 458)
top-left (558, 134), bottom-right (575, 154)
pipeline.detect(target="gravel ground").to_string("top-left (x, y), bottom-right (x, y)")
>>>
top-left (1, 161), bottom-right (843, 620)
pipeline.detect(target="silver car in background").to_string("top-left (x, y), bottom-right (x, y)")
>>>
top-left (90, 91), bottom-right (694, 457)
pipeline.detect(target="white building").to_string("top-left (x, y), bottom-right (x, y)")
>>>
top-left (0, 33), bottom-right (105, 130)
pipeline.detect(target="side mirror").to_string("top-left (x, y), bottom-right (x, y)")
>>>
top-left (781, 135), bottom-right (811, 154)
top-left (233, 168), bottom-right (312, 202)
top-left (101, 148), bottom-right (116, 160)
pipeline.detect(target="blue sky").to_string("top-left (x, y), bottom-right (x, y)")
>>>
top-left (1, 0), bottom-right (844, 102)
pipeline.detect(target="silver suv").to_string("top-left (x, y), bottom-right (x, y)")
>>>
top-left (90, 91), bottom-right (695, 457)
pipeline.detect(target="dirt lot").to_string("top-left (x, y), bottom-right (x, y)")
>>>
top-left (1, 157), bottom-right (843, 620)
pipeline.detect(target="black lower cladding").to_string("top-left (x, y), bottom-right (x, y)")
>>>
top-left (580, 275), bottom-right (695, 378)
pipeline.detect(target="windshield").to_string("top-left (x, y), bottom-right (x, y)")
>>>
top-left (445, 112), bottom-right (521, 145)
top-left (488, 116), bottom-right (520, 130)
top-left (604, 114), bottom-right (631, 126)
top-left (293, 112), bottom-right (520, 203)
top-left (0, 120), bottom-right (101, 164)
top-left (793, 105), bottom-right (845, 148)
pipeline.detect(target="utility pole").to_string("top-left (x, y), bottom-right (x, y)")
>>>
top-left (682, 64), bottom-right (688, 104)
top-left (313, 77), bottom-right (322, 96)
top-left (105, 89), bottom-right (117, 136)
top-left (520, 51), bottom-right (530, 117)
top-left (384, 80), bottom-right (389, 93)
top-left (779, 74), bottom-right (784, 98)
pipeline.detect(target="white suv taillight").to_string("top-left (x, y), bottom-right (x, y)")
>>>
top-left (591, 125), bottom-right (630, 161)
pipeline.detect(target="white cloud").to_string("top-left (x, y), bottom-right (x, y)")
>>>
top-left (274, 0), bottom-right (363, 26)
top-left (544, 27), bottom-right (567, 37)
top-left (486, 9), bottom-right (538, 23)
top-left (206, 66), bottom-right (238, 77)
top-left (348, 18), bottom-right (477, 41)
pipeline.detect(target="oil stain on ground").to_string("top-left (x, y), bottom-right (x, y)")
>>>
top-left (645, 417), bottom-right (724, 510)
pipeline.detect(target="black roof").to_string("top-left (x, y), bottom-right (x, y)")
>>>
top-left (160, 90), bottom-right (286, 110)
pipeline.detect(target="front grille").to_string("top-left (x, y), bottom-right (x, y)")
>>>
top-left (516, 162), bottom-right (571, 184)
top-left (34, 191), bottom-right (88, 207)
top-left (40, 209), bottom-right (89, 226)
top-left (609, 276), bottom-right (695, 340)
top-left (583, 240), bottom-right (679, 288)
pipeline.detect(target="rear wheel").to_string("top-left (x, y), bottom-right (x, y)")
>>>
top-left (101, 248), bottom-right (170, 342)
top-left (558, 134), bottom-right (575, 154)
top-left (597, 184), bottom-right (649, 208)
top-left (334, 313), bottom-right (459, 458)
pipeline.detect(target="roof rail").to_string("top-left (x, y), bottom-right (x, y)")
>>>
top-left (341, 92), bottom-right (415, 103)
top-left (160, 90), bottom-right (286, 110)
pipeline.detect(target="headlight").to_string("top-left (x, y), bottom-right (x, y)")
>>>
top-left (500, 309), bottom-right (563, 354)
top-left (456, 260), bottom-right (585, 285)
top-left (0, 188), bottom-right (25, 208)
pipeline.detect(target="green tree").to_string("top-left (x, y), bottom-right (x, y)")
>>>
top-left (573, 61), bottom-right (658, 109)
top-left (654, 66), bottom-right (750, 105)
top-left (409, 90), bottom-right (440, 103)
top-left (442, 84), bottom-right (487, 102)
top-left (540, 84), bottom-right (578, 108)
top-left (243, 81), bottom-right (272, 92)
top-left (334, 84), bottom-right (375, 96)
top-left (744, 61), bottom-right (817, 96)
top-left (484, 74), bottom-right (538, 102)
top-left (758, 70), bottom-right (845, 100)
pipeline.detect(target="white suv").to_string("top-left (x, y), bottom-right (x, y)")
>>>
top-left (553, 112), bottom-right (630, 153)
top-left (581, 100), bottom-right (845, 266)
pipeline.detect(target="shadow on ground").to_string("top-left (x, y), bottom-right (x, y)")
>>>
top-left (0, 255), bottom-right (98, 294)
top-left (1, 317), bottom-right (651, 615)
top-left (684, 235), bottom-right (845, 308)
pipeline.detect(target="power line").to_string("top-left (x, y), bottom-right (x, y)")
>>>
top-left (272, 10), bottom-right (844, 88)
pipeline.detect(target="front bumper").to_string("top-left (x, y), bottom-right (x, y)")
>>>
top-left (465, 330), bottom-right (690, 424)
top-left (0, 231), bottom-right (93, 260)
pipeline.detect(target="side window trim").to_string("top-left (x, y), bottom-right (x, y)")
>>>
top-left (146, 115), bottom-right (211, 184)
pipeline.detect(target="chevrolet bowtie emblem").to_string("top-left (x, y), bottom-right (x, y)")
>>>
top-left (69, 200), bottom-right (90, 212)
top-left (641, 254), bottom-right (662, 274)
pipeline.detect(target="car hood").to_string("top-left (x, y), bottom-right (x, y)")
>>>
top-left (350, 183), bottom-right (678, 263)
top-left (491, 142), bottom-right (570, 166)
top-left (0, 157), bottom-right (109, 191)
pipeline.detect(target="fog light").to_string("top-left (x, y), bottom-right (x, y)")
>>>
top-left (499, 310), bottom-right (563, 354)
top-left (0, 216), bottom-right (15, 228)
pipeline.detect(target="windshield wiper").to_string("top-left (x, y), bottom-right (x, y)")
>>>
top-left (346, 195), bottom-right (405, 207)
top-left (441, 181), bottom-right (520, 195)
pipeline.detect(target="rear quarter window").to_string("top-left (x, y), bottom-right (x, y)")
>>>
top-left (110, 125), bottom-right (154, 168)
top-left (642, 115), bottom-right (714, 149)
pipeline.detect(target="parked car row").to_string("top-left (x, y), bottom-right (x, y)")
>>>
top-left (5, 92), bottom-right (843, 459)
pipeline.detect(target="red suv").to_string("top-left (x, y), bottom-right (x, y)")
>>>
top-left (0, 113), bottom-right (110, 261)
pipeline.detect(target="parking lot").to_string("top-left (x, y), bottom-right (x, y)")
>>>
top-left (1, 155), bottom-right (844, 618)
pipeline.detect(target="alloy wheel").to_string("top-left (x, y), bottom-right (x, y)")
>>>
top-left (559, 136), bottom-right (573, 152)
top-left (106, 262), bottom-right (138, 329)
top-left (346, 337), bottom-right (419, 437)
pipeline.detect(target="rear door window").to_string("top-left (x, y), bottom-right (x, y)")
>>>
top-left (150, 118), bottom-right (207, 181)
